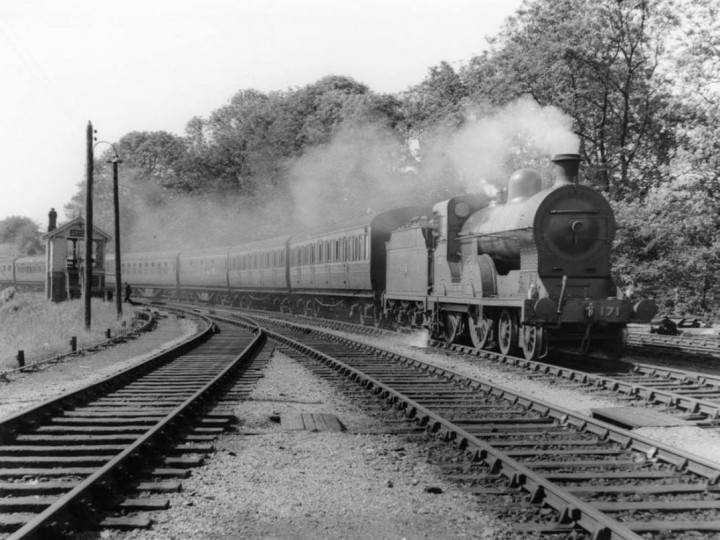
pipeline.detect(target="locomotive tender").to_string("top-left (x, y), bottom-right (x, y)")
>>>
top-left (0, 154), bottom-right (655, 360)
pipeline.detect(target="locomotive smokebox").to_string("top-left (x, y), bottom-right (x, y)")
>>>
top-left (551, 153), bottom-right (581, 186)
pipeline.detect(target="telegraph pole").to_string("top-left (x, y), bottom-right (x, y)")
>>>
top-left (84, 121), bottom-right (94, 330)
top-left (110, 156), bottom-right (123, 319)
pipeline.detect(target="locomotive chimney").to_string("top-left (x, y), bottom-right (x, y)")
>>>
top-left (551, 154), bottom-right (581, 186)
top-left (48, 208), bottom-right (57, 232)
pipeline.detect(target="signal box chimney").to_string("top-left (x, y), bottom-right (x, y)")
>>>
top-left (48, 208), bottom-right (57, 232)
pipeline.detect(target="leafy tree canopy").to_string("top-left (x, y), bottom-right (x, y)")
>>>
top-left (62, 0), bottom-right (720, 313)
top-left (0, 216), bottom-right (43, 256)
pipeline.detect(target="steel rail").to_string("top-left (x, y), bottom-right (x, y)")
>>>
top-left (3, 313), bottom-right (266, 539)
top-left (248, 315), bottom-right (720, 540)
top-left (0, 311), bottom-right (214, 444)
top-left (435, 342), bottom-right (720, 421)
top-left (222, 306), bottom-right (720, 422)
top-left (159, 303), bottom-right (720, 431)
top-left (627, 332), bottom-right (720, 358)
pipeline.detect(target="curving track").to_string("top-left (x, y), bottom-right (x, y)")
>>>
top-left (218, 309), bottom-right (720, 539)
top-left (194, 305), bottom-right (720, 426)
top-left (0, 309), bottom-right (270, 539)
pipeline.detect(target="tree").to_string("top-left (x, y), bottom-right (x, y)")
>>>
top-left (0, 216), bottom-right (43, 256)
top-left (615, 0), bottom-right (720, 314)
top-left (613, 172), bottom-right (720, 315)
top-left (401, 61), bottom-right (468, 136)
top-left (462, 0), bottom-right (678, 199)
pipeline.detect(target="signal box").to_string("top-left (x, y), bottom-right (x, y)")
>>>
top-left (42, 211), bottom-right (111, 302)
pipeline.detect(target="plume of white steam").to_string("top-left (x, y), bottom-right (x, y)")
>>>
top-left (122, 97), bottom-right (579, 250)
top-left (124, 190), bottom-right (294, 251)
top-left (439, 96), bottom-right (580, 194)
top-left (288, 122), bottom-right (418, 229)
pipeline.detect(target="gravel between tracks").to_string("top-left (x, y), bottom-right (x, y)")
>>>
top-left (324, 329), bottom-right (720, 466)
top-left (4, 312), bottom-right (720, 539)
top-left (113, 352), bottom-right (510, 540)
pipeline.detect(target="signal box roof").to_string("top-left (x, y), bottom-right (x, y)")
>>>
top-left (42, 217), bottom-right (111, 242)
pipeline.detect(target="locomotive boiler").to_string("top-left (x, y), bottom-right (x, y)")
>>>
top-left (384, 154), bottom-right (656, 359)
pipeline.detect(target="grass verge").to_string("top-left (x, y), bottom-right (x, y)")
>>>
top-left (0, 289), bottom-right (134, 371)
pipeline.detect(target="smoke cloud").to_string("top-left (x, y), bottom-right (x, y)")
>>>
top-left (432, 96), bottom-right (580, 195)
top-left (287, 121), bottom-right (421, 229)
top-left (115, 97), bottom-right (579, 250)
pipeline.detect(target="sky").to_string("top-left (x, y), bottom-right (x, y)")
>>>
top-left (0, 0), bottom-right (524, 227)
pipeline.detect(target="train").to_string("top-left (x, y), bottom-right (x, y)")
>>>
top-left (0, 154), bottom-right (657, 360)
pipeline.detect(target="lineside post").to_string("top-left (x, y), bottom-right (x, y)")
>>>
top-left (84, 121), bottom-right (94, 330)
top-left (111, 157), bottom-right (123, 319)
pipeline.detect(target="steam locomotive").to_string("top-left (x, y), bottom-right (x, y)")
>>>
top-left (0, 154), bottom-right (656, 359)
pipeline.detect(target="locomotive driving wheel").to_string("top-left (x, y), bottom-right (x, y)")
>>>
top-left (468, 309), bottom-right (495, 350)
top-left (304, 300), bottom-right (320, 318)
top-left (521, 325), bottom-right (544, 361)
top-left (443, 312), bottom-right (465, 344)
top-left (498, 309), bottom-right (519, 356)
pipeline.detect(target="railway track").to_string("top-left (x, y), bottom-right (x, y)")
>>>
top-left (183, 305), bottom-right (720, 426)
top-left (224, 311), bottom-right (720, 539)
top-left (627, 332), bottom-right (720, 360)
top-left (431, 342), bottom-right (720, 426)
top-left (0, 308), bottom-right (271, 539)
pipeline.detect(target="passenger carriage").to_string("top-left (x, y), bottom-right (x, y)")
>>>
top-left (227, 235), bottom-right (291, 309)
top-left (13, 255), bottom-right (46, 290)
top-left (107, 250), bottom-right (181, 300)
top-left (0, 257), bottom-right (16, 288)
top-left (177, 247), bottom-right (229, 303)
top-left (287, 207), bottom-right (428, 322)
